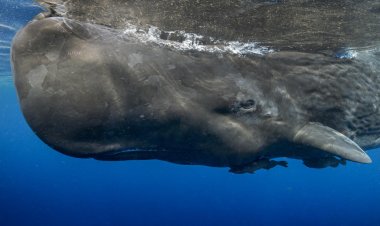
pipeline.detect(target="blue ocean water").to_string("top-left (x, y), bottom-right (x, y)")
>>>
top-left (1, 1), bottom-right (380, 226)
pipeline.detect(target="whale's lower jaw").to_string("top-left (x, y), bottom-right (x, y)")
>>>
top-left (11, 17), bottom-right (378, 173)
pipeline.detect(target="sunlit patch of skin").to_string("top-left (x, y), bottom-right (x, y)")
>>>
top-left (65, 42), bottom-right (102, 63)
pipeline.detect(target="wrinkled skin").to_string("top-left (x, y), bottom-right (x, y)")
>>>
top-left (11, 0), bottom-right (380, 172)
top-left (38, 0), bottom-right (380, 51)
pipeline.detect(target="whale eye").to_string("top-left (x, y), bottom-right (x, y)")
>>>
top-left (229, 99), bottom-right (257, 114)
top-left (240, 99), bottom-right (256, 110)
top-left (214, 99), bottom-right (257, 115)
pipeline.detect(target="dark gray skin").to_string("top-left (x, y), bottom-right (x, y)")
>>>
top-left (11, 0), bottom-right (380, 172)
top-left (37, 0), bottom-right (380, 52)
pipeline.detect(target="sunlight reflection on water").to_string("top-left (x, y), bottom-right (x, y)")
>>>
top-left (0, 0), bottom-right (42, 86)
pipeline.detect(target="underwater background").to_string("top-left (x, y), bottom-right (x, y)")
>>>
top-left (1, 0), bottom-right (380, 225)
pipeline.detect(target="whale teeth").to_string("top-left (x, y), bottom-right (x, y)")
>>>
top-left (293, 122), bottom-right (372, 164)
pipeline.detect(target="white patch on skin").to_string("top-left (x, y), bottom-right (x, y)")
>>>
top-left (143, 75), bottom-right (161, 86)
top-left (236, 92), bottom-right (246, 102)
top-left (67, 50), bottom-right (81, 57)
top-left (67, 43), bottom-right (102, 63)
top-left (46, 87), bottom-right (66, 96)
top-left (275, 87), bottom-right (291, 99)
top-left (168, 64), bottom-right (176, 70)
top-left (27, 65), bottom-right (48, 88)
top-left (45, 51), bottom-right (60, 62)
top-left (127, 53), bottom-right (143, 68)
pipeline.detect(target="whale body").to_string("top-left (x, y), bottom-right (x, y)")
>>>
top-left (11, 0), bottom-right (380, 172)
